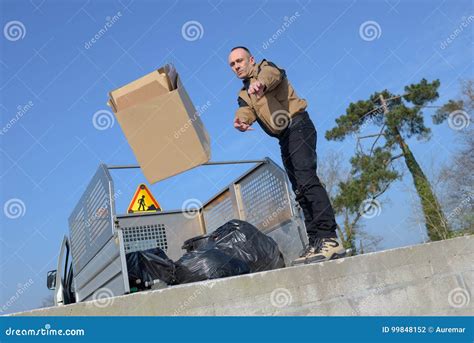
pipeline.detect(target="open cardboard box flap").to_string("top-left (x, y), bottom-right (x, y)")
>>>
top-left (108, 65), bottom-right (177, 112)
top-left (107, 65), bottom-right (211, 184)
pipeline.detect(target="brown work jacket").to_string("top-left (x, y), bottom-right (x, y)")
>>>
top-left (235, 60), bottom-right (307, 137)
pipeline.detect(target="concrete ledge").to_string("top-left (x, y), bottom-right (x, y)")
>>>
top-left (13, 236), bottom-right (473, 316)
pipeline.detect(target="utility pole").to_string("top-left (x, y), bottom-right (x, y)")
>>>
top-left (379, 94), bottom-right (389, 116)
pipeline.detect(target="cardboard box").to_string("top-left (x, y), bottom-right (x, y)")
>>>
top-left (108, 65), bottom-right (211, 184)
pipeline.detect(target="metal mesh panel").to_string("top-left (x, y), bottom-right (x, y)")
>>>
top-left (70, 208), bottom-right (86, 263)
top-left (238, 165), bottom-right (292, 232)
top-left (203, 191), bottom-right (235, 233)
top-left (121, 224), bottom-right (168, 254)
top-left (116, 212), bottom-right (203, 261)
top-left (68, 165), bottom-right (115, 274)
top-left (87, 180), bottom-right (109, 242)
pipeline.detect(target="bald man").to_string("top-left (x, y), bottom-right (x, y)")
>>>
top-left (228, 46), bottom-right (346, 265)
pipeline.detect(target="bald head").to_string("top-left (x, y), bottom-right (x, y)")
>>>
top-left (228, 47), bottom-right (255, 79)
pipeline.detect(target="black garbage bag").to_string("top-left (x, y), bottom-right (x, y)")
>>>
top-left (126, 247), bottom-right (176, 289)
top-left (209, 219), bottom-right (285, 272)
top-left (175, 248), bottom-right (250, 284)
top-left (182, 234), bottom-right (212, 252)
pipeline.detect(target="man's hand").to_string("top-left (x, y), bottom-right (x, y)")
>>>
top-left (248, 80), bottom-right (266, 98)
top-left (234, 117), bottom-right (254, 132)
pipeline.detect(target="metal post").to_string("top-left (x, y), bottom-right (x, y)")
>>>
top-left (106, 159), bottom-right (267, 170)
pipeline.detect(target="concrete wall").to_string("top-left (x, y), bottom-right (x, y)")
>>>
top-left (13, 236), bottom-right (473, 316)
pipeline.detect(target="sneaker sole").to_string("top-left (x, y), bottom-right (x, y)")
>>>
top-left (291, 249), bottom-right (349, 266)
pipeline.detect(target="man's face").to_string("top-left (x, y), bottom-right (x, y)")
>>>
top-left (228, 48), bottom-right (255, 79)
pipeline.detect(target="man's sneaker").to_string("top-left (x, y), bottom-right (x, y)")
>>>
top-left (291, 244), bottom-right (317, 266)
top-left (291, 238), bottom-right (346, 266)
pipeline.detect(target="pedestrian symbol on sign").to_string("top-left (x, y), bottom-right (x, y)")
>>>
top-left (127, 184), bottom-right (161, 213)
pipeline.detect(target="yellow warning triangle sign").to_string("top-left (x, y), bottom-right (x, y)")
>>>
top-left (127, 184), bottom-right (162, 213)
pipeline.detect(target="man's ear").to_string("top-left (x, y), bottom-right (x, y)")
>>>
top-left (249, 55), bottom-right (255, 65)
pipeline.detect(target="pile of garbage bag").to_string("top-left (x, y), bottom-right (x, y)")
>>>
top-left (126, 219), bottom-right (285, 288)
top-left (126, 247), bottom-right (176, 289)
top-left (175, 248), bottom-right (250, 284)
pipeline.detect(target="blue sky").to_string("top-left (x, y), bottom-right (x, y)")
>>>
top-left (0, 0), bottom-right (472, 314)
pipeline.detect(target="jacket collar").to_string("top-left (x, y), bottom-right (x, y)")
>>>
top-left (241, 62), bottom-right (259, 90)
top-left (247, 62), bottom-right (259, 79)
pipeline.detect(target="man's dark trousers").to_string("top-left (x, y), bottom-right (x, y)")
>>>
top-left (278, 111), bottom-right (338, 245)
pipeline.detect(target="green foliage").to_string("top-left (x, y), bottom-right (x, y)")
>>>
top-left (326, 79), bottom-right (440, 144)
top-left (447, 228), bottom-right (474, 239)
top-left (324, 99), bottom-right (375, 141)
top-left (400, 139), bottom-right (449, 240)
top-left (386, 104), bottom-right (431, 140)
top-left (326, 78), bottom-right (451, 242)
top-left (432, 99), bottom-right (464, 124)
top-left (333, 148), bottom-right (400, 214)
top-left (403, 78), bottom-right (440, 106)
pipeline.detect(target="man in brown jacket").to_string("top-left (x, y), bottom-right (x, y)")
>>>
top-left (228, 46), bottom-right (346, 265)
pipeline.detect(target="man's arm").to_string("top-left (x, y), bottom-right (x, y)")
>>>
top-left (256, 62), bottom-right (284, 93)
top-left (234, 97), bottom-right (257, 131)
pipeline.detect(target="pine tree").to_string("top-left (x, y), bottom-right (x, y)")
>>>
top-left (326, 79), bottom-right (451, 241)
